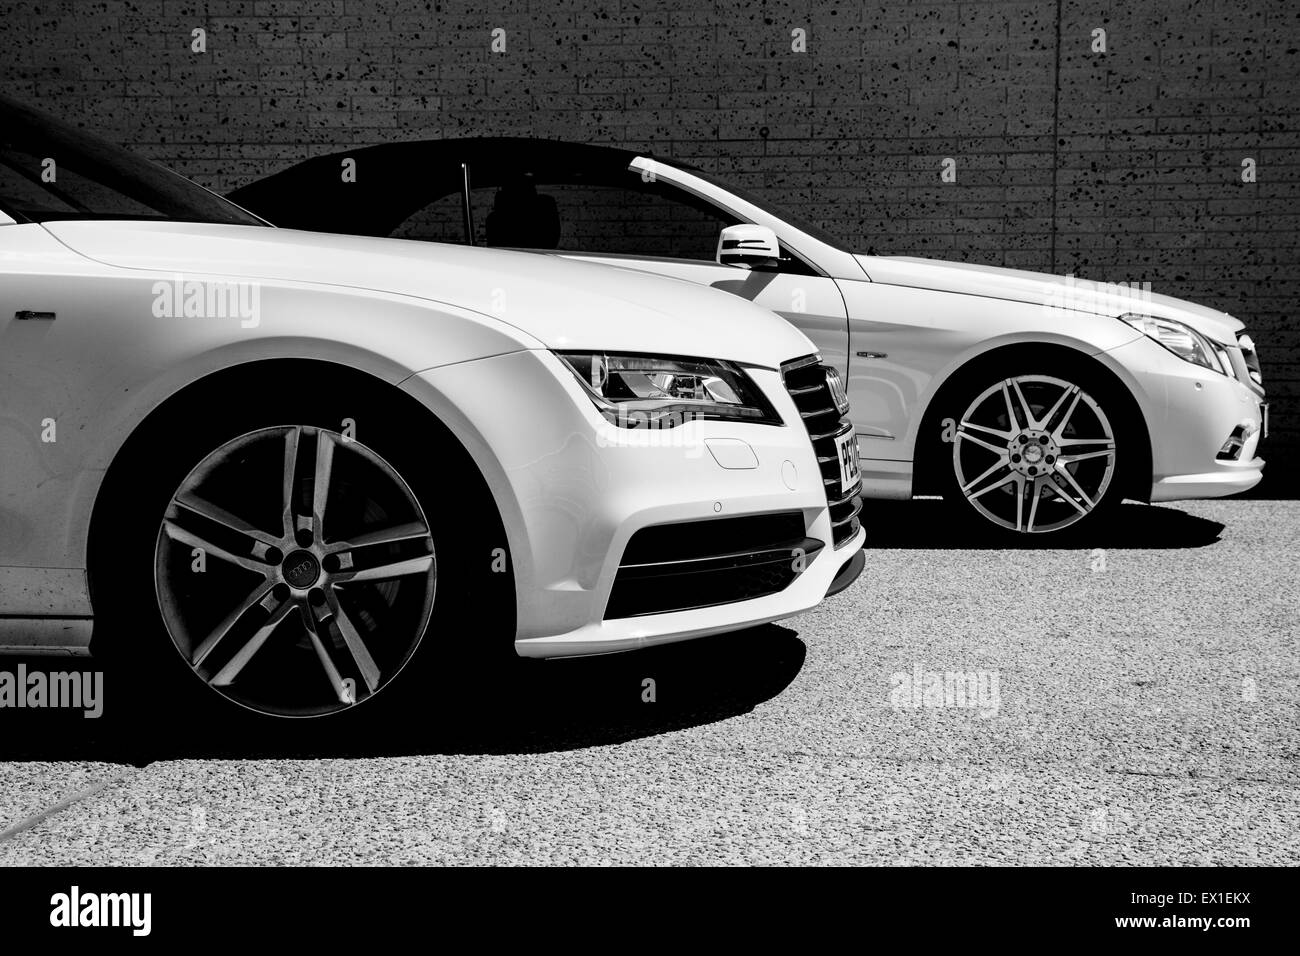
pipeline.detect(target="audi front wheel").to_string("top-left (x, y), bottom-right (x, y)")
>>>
top-left (91, 369), bottom-right (516, 735)
top-left (152, 425), bottom-right (438, 718)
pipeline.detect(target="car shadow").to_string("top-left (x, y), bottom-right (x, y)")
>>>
top-left (0, 624), bottom-right (807, 765)
top-left (861, 499), bottom-right (1225, 550)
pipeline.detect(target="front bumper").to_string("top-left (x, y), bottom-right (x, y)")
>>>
top-left (401, 349), bottom-right (864, 659)
top-left (1102, 335), bottom-right (1265, 501)
top-left (516, 531), bottom-right (863, 657)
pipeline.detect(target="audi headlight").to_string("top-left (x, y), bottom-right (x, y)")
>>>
top-left (1121, 314), bottom-right (1225, 373)
top-left (556, 351), bottom-right (782, 428)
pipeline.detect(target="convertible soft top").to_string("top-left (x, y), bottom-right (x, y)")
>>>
top-left (227, 137), bottom-right (640, 237)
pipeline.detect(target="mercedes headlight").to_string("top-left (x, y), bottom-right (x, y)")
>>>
top-left (556, 351), bottom-right (781, 428)
top-left (1121, 314), bottom-right (1226, 374)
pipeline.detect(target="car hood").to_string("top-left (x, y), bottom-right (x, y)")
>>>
top-left (857, 254), bottom-right (1244, 344)
top-left (42, 221), bottom-right (814, 367)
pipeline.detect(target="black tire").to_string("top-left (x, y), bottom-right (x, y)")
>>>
top-left (89, 364), bottom-right (515, 744)
top-left (932, 357), bottom-right (1129, 540)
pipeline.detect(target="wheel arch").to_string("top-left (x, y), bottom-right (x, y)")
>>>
top-left (86, 357), bottom-right (517, 633)
top-left (911, 341), bottom-right (1153, 500)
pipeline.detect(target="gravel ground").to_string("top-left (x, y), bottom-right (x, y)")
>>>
top-left (1, 499), bottom-right (1297, 865)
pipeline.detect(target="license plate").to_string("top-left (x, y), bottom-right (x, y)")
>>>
top-left (834, 430), bottom-right (860, 490)
top-left (1261, 403), bottom-right (1269, 439)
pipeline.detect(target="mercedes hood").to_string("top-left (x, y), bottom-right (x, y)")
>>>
top-left (857, 254), bottom-right (1245, 344)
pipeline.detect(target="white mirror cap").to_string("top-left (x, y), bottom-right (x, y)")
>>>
top-left (717, 223), bottom-right (780, 268)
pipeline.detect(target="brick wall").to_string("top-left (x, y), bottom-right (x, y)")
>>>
top-left (2, 0), bottom-right (1296, 494)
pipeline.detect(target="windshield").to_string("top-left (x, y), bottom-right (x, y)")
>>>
top-left (0, 96), bottom-right (265, 226)
top-left (656, 158), bottom-right (852, 253)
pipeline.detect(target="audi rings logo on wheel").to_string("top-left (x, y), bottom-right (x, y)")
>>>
top-left (283, 551), bottom-right (321, 590)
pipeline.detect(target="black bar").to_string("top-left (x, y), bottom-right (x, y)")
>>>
top-left (0, 866), bottom-right (1284, 944)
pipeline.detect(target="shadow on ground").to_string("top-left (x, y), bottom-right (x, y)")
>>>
top-left (861, 499), bottom-right (1226, 550)
top-left (0, 624), bottom-right (806, 765)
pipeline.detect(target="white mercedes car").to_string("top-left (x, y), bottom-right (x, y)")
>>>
top-left (231, 138), bottom-right (1269, 537)
top-left (0, 99), bottom-right (865, 719)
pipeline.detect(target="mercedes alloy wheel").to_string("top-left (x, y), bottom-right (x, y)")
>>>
top-left (951, 374), bottom-right (1118, 534)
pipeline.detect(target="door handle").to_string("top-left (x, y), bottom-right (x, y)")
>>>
top-left (15, 310), bottom-right (55, 320)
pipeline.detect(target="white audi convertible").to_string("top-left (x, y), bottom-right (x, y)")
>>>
top-left (231, 138), bottom-right (1269, 537)
top-left (0, 98), bottom-right (865, 719)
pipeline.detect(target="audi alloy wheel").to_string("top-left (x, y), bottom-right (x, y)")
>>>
top-left (153, 425), bottom-right (437, 717)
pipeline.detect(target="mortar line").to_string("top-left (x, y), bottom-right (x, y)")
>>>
top-left (1050, 0), bottom-right (1064, 274)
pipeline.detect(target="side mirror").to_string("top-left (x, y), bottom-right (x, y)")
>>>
top-left (716, 224), bottom-right (782, 271)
